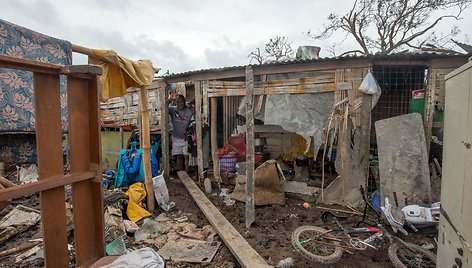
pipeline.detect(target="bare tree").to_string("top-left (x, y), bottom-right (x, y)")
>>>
top-left (248, 47), bottom-right (265, 64)
top-left (248, 36), bottom-right (294, 63)
top-left (308, 0), bottom-right (471, 55)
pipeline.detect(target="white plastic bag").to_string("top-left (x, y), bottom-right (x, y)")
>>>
top-left (359, 72), bottom-right (382, 109)
top-left (359, 72), bottom-right (381, 95)
top-left (153, 174), bottom-right (175, 211)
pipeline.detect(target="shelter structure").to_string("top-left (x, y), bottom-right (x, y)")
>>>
top-left (155, 52), bottom-right (469, 225)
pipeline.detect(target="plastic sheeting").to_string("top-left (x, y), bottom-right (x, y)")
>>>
top-left (102, 247), bottom-right (164, 268)
top-left (88, 49), bottom-right (156, 101)
top-left (264, 92), bottom-right (333, 154)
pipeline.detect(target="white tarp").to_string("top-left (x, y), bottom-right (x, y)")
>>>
top-left (264, 92), bottom-right (333, 154)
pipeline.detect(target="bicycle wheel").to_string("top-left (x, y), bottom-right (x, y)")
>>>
top-left (291, 225), bottom-right (343, 264)
top-left (388, 242), bottom-right (436, 268)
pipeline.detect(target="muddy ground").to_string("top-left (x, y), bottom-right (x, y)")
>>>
top-left (167, 177), bottom-right (436, 268)
top-left (0, 176), bottom-right (435, 268)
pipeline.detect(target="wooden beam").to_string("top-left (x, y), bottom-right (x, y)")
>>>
top-left (139, 86), bottom-right (155, 211)
top-left (34, 72), bottom-right (70, 267)
top-left (177, 171), bottom-right (271, 268)
top-left (207, 80), bottom-right (347, 97)
top-left (210, 97), bottom-right (221, 186)
top-left (245, 66), bottom-right (255, 228)
top-left (195, 81), bottom-right (204, 182)
top-left (61, 65), bottom-right (103, 77)
top-left (202, 81), bottom-right (209, 125)
top-left (424, 70), bottom-right (437, 154)
top-left (0, 54), bottom-right (62, 74)
top-left (0, 172), bottom-right (95, 201)
top-left (68, 76), bottom-right (106, 267)
top-left (159, 82), bottom-right (170, 177)
top-left (359, 94), bottom-right (372, 188)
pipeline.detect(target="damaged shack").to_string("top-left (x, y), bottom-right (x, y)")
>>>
top-left (154, 52), bottom-right (468, 207)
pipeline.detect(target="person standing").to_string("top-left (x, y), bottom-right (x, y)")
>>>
top-left (168, 92), bottom-right (193, 174)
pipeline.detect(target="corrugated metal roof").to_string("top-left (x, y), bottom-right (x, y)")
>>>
top-left (161, 50), bottom-right (468, 79)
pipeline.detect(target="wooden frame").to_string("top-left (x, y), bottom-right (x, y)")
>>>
top-left (0, 55), bottom-right (105, 267)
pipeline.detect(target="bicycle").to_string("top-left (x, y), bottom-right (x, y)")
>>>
top-left (291, 188), bottom-right (436, 268)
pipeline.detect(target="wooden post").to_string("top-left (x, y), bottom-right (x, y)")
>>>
top-left (424, 69), bottom-right (437, 155)
top-left (68, 76), bottom-right (106, 267)
top-left (211, 97), bottom-right (221, 187)
top-left (34, 73), bottom-right (69, 267)
top-left (195, 81), bottom-right (204, 183)
top-left (159, 82), bottom-right (170, 177)
top-left (245, 66), bottom-right (255, 228)
top-left (139, 86), bottom-right (154, 211)
top-left (359, 94), bottom-right (372, 189)
top-left (120, 126), bottom-right (124, 149)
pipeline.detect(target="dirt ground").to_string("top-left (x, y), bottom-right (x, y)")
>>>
top-left (168, 176), bottom-right (436, 268)
top-left (0, 175), bottom-right (436, 268)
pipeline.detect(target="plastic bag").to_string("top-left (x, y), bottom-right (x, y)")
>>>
top-left (359, 72), bottom-right (382, 109)
top-left (153, 174), bottom-right (175, 211)
top-left (359, 72), bottom-right (381, 95)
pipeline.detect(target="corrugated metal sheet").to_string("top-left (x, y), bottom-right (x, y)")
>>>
top-left (161, 51), bottom-right (468, 79)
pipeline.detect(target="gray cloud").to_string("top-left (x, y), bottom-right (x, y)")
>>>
top-left (1, 0), bottom-right (471, 74)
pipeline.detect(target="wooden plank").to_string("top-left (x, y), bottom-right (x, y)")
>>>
top-left (195, 81), bottom-right (204, 182)
top-left (207, 81), bottom-right (340, 97)
top-left (0, 172), bottom-right (94, 201)
top-left (255, 75), bottom-right (335, 87)
top-left (359, 94), bottom-right (372, 188)
top-left (61, 65), bottom-right (103, 77)
top-left (177, 171), bottom-right (271, 268)
top-left (202, 81), bottom-right (209, 125)
top-left (245, 66), bottom-right (255, 228)
top-left (208, 81), bottom-right (246, 87)
top-left (34, 72), bottom-right (69, 267)
top-left (210, 97), bottom-right (221, 186)
top-left (259, 83), bottom-right (335, 95)
top-left (208, 88), bottom-right (246, 97)
top-left (139, 86), bottom-right (155, 211)
top-left (68, 76), bottom-right (106, 267)
top-left (424, 70), bottom-right (437, 154)
top-left (0, 54), bottom-right (62, 74)
top-left (159, 82), bottom-right (170, 177)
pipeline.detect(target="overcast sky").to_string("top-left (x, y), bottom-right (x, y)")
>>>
top-left (1, 0), bottom-right (471, 74)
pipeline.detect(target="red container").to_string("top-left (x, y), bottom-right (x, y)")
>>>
top-left (229, 135), bottom-right (246, 157)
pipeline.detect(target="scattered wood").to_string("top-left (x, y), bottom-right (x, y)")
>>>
top-left (315, 206), bottom-right (363, 216)
top-left (177, 171), bottom-right (271, 268)
top-left (0, 175), bottom-right (16, 188)
top-left (0, 205), bottom-right (41, 244)
top-left (0, 240), bottom-right (42, 258)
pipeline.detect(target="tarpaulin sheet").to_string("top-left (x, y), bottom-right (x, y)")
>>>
top-left (88, 49), bottom-right (155, 101)
top-left (264, 92), bottom-right (333, 154)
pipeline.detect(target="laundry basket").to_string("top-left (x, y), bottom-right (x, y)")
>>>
top-left (220, 153), bottom-right (239, 173)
